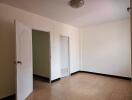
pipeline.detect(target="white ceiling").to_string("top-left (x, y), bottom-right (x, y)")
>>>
top-left (0, 0), bottom-right (130, 27)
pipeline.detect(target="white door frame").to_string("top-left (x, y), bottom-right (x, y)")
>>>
top-left (60, 35), bottom-right (71, 78)
top-left (32, 29), bottom-right (52, 83)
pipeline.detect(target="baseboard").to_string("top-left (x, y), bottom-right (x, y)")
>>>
top-left (51, 78), bottom-right (61, 83)
top-left (0, 94), bottom-right (15, 100)
top-left (79, 71), bottom-right (131, 80)
top-left (71, 71), bottom-right (80, 75)
top-left (33, 74), bottom-right (50, 82)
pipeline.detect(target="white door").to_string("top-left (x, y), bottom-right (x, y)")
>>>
top-left (60, 36), bottom-right (70, 77)
top-left (15, 21), bottom-right (33, 100)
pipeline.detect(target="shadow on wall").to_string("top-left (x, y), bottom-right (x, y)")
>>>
top-left (0, 19), bottom-right (16, 98)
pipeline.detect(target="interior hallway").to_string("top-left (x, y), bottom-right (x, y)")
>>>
top-left (26, 73), bottom-right (131, 100)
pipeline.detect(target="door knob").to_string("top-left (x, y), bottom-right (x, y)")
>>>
top-left (16, 61), bottom-right (22, 64)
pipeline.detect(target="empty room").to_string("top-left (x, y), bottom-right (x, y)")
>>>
top-left (0, 0), bottom-right (131, 100)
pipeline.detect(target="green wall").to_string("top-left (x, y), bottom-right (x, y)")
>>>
top-left (32, 30), bottom-right (50, 78)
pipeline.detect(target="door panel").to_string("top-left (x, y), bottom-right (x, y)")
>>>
top-left (60, 36), bottom-right (70, 77)
top-left (15, 21), bottom-right (33, 100)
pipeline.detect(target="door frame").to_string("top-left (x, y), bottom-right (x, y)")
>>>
top-left (60, 35), bottom-right (71, 78)
top-left (32, 29), bottom-right (52, 83)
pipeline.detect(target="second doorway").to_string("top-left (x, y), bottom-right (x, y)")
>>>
top-left (60, 36), bottom-right (70, 78)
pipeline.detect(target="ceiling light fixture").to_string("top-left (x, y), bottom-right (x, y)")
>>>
top-left (68, 0), bottom-right (85, 8)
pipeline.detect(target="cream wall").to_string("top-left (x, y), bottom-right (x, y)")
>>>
top-left (0, 3), bottom-right (80, 98)
top-left (80, 19), bottom-right (131, 77)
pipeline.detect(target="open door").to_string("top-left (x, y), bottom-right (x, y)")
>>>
top-left (15, 21), bottom-right (33, 100)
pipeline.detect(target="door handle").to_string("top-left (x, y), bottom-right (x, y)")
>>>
top-left (16, 61), bottom-right (22, 64)
top-left (14, 61), bottom-right (22, 64)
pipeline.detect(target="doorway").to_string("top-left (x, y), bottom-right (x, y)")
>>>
top-left (60, 36), bottom-right (70, 78)
top-left (32, 29), bottom-right (51, 82)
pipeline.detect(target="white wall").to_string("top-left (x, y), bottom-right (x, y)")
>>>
top-left (0, 3), bottom-right (80, 98)
top-left (80, 19), bottom-right (131, 77)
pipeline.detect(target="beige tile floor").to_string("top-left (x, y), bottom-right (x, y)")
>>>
top-left (26, 73), bottom-right (132, 100)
